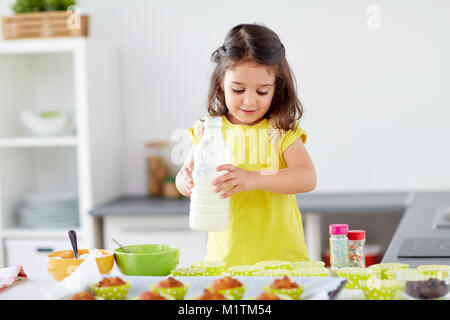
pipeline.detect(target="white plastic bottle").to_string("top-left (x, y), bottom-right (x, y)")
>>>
top-left (189, 116), bottom-right (230, 231)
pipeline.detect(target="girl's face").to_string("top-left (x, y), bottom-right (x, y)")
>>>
top-left (220, 60), bottom-right (276, 126)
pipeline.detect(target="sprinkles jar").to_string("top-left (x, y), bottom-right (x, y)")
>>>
top-left (348, 230), bottom-right (366, 268)
top-left (329, 224), bottom-right (349, 276)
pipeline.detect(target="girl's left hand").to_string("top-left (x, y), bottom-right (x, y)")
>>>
top-left (212, 164), bottom-right (258, 198)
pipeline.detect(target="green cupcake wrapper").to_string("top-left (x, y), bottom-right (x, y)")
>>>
top-left (359, 279), bottom-right (403, 300)
top-left (291, 261), bottom-right (326, 269)
top-left (369, 263), bottom-right (410, 280)
top-left (262, 285), bottom-right (304, 300)
top-left (207, 284), bottom-right (246, 300)
top-left (188, 292), bottom-right (234, 300)
top-left (252, 269), bottom-right (293, 277)
top-left (385, 268), bottom-right (427, 281)
top-left (336, 267), bottom-right (375, 288)
top-left (170, 267), bottom-right (205, 277)
top-left (149, 283), bottom-right (190, 300)
top-left (291, 267), bottom-right (330, 277)
top-left (191, 261), bottom-right (226, 276)
top-left (226, 265), bottom-right (265, 276)
top-left (90, 282), bottom-right (131, 300)
top-left (255, 261), bottom-right (292, 270)
top-left (417, 265), bottom-right (450, 280)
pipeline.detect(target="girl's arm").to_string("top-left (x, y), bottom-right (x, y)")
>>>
top-left (175, 144), bottom-right (195, 197)
top-left (213, 138), bottom-right (316, 197)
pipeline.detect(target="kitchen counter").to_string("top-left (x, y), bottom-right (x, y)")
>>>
top-left (90, 191), bottom-right (412, 216)
top-left (90, 191), bottom-right (450, 266)
top-left (0, 269), bottom-right (374, 300)
top-left (382, 191), bottom-right (450, 266)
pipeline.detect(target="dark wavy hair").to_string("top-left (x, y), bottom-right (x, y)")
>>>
top-left (207, 23), bottom-right (303, 131)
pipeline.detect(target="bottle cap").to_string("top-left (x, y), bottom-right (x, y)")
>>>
top-left (329, 224), bottom-right (348, 235)
top-left (348, 230), bottom-right (366, 240)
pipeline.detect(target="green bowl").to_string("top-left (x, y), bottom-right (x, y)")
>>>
top-left (114, 244), bottom-right (180, 276)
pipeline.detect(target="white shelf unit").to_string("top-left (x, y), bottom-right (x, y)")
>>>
top-left (0, 38), bottom-right (123, 269)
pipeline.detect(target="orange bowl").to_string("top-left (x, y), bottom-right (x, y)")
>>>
top-left (46, 249), bottom-right (114, 281)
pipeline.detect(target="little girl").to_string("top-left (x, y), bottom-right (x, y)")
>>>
top-left (175, 23), bottom-right (317, 267)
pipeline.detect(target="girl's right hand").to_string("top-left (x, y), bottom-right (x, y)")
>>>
top-left (181, 160), bottom-right (194, 196)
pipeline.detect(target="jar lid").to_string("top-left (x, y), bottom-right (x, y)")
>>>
top-left (329, 224), bottom-right (348, 235)
top-left (348, 230), bottom-right (366, 240)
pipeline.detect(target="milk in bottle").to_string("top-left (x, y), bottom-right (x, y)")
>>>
top-left (189, 116), bottom-right (230, 231)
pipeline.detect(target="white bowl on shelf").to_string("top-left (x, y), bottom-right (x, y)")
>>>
top-left (20, 110), bottom-right (71, 137)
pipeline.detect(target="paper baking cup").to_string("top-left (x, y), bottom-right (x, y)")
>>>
top-left (208, 285), bottom-right (246, 300)
top-left (385, 268), bottom-right (427, 281)
top-left (149, 283), bottom-right (191, 300)
top-left (291, 267), bottom-right (330, 277)
top-left (189, 291), bottom-right (234, 300)
top-left (170, 267), bottom-right (205, 277)
top-left (255, 261), bottom-right (292, 270)
top-left (227, 265), bottom-right (265, 276)
top-left (359, 279), bottom-right (403, 300)
top-left (190, 261), bottom-right (226, 276)
top-left (369, 263), bottom-right (410, 279)
top-left (262, 284), bottom-right (304, 300)
top-left (417, 265), bottom-right (450, 280)
top-left (90, 282), bottom-right (131, 300)
top-left (292, 261), bottom-right (326, 269)
top-left (336, 267), bottom-right (375, 289)
top-left (252, 269), bottom-right (293, 277)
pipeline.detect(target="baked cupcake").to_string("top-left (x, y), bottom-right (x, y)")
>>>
top-left (195, 288), bottom-right (230, 300)
top-left (253, 292), bottom-right (292, 300)
top-left (90, 276), bottom-right (131, 300)
top-left (149, 276), bottom-right (190, 300)
top-left (137, 291), bottom-right (173, 300)
top-left (69, 291), bottom-right (97, 300)
top-left (263, 276), bottom-right (304, 300)
top-left (207, 276), bottom-right (246, 300)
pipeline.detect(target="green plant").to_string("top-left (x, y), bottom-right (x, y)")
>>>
top-left (11, 0), bottom-right (77, 14)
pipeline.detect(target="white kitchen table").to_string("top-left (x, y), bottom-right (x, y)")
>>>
top-left (0, 269), bottom-right (368, 300)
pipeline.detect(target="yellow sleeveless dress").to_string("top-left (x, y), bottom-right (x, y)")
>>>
top-left (187, 115), bottom-right (310, 267)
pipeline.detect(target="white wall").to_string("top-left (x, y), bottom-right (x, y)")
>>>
top-left (1, 0), bottom-right (450, 194)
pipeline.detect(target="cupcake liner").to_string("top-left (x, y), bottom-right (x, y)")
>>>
top-left (291, 267), bottom-right (330, 277)
top-left (359, 279), bottom-right (403, 300)
top-left (191, 261), bottom-right (226, 276)
top-left (369, 263), bottom-right (410, 280)
top-left (149, 283), bottom-right (191, 300)
top-left (336, 267), bottom-right (375, 289)
top-left (226, 265), bottom-right (265, 276)
top-left (170, 267), bottom-right (205, 277)
top-left (208, 285), bottom-right (246, 300)
top-left (252, 269), bottom-right (293, 277)
top-left (189, 291), bottom-right (234, 300)
top-left (417, 265), bottom-right (450, 280)
top-left (255, 261), bottom-right (292, 270)
top-left (262, 284), bottom-right (304, 300)
top-left (292, 261), bottom-right (326, 269)
top-left (385, 268), bottom-right (427, 281)
top-left (90, 282), bottom-right (131, 300)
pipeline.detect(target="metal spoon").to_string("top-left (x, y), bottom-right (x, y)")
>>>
top-left (68, 230), bottom-right (79, 259)
top-left (111, 238), bottom-right (131, 253)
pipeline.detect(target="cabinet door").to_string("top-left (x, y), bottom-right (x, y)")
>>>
top-left (4, 239), bottom-right (72, 272)
top-left (103, 215), bottom-right (207, 267)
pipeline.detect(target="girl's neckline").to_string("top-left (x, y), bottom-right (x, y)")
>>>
top-left (222, 114), bottom-right (268, 128)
